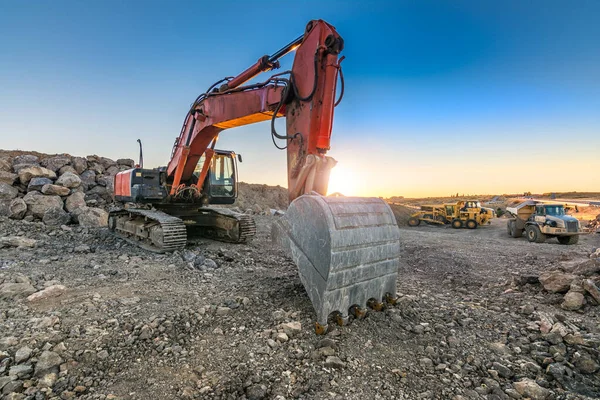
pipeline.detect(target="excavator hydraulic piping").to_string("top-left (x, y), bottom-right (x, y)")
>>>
top-left (221, 35), bottom-right (304, 92)
top-left (268, 35), bottom-right (304, 63)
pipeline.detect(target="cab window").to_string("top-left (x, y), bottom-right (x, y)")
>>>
top-left (536, 206), bottom-right (545, 215)
top-left (209, 154), bottom-right (234, 197)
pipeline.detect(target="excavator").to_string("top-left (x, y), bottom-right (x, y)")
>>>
top-left (110, 20), bottom-right (401, 333)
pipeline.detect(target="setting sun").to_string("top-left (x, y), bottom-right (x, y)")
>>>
top-left (327, 166), bottom-right (359, 197)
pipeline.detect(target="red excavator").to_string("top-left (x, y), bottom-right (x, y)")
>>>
top-left (111, 20), bottom-right (401, 333)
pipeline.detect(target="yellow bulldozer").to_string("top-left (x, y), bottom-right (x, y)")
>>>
top-left (408, 200), bottom-right (495, 229)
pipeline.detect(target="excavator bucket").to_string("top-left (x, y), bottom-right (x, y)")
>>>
top-left (273, 195), bottom-right (401, 332)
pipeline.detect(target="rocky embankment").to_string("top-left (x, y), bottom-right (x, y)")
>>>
top-left (0, 151), bottom-right (290, 229)
top-left (0, 152), bottom-right (134, 227)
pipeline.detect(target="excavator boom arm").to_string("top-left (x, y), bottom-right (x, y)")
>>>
top-left (166, 19), bottom-right (344, 200)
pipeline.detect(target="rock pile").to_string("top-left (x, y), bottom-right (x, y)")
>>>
top-left (0, 151), bottom-right (135, 227)
top-left (233, 183), bottom-right (288, 215)
top-left (587, 214), bottom-right (600, 233)
top-left (535, 250), bottom-right (600, 312)
top-left (510, 249), bottom-right (600, 315)
top-left (387, 203), bottom-right (420, 226)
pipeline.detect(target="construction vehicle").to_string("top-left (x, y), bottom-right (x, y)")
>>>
top-left (109, 20), bottom-right (401, 334)
top-left (506, 200), bottom-right (582, 245)
top-left (408, 200), bottom-right (495, 229)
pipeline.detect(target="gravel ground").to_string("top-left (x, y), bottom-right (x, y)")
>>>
top-left (1, 216), bottom-right (599, 400)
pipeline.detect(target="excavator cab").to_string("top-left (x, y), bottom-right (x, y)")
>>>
top-left (194, 150), bottom-right (239, 205)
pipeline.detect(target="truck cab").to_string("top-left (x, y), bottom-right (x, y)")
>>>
top-left (531, 204), bottom-right (580, 234)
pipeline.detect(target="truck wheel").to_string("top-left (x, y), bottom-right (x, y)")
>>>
top-left (466, 219), bottom-right (478, 229)
top-left (436, 215), bottom-right (447, 224)
top-left (526, 225), bottom-right (546, 243)
top-left (557, 235), bottom-right (579, 245)
top-left (508, 220), bottom-right (523, 238)
top-left (512, 227), bottom-right (523, 238)
top-left (506, 221), bottom-right (512, 236)
top-left (451, 219), bottom-right (463, 229)
top-left (408, 217), bottom-right (420, 227)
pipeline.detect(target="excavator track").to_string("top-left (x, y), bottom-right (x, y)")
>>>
top-left (109, 207), bottom-right (256, 252)
top-left (108, 208), bottom-right (188, 253)
top-left (183, 207), bottom-right (257, 243)
top-left (230, 213), bottom-right (257, 243)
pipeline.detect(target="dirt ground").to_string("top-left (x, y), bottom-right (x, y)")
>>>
top-left (1, 216), bottom-right (600, 400)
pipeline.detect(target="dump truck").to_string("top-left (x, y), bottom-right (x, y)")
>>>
top-left (506, 200), bottom-right (581, 244)
top-left (408, 200), bottom-right (495, 229)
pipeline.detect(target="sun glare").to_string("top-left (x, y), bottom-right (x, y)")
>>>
top-left (327, 166), bottom-right (357, 197)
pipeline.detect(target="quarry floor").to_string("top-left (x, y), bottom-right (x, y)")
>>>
top-left (1, 216), bottom-right (599, 400)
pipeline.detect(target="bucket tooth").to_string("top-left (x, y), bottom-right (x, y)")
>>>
top-left (350, 305), bottom-right (367, 319)
top-left (314, 322), bottom-right (328, 335)
top-left (273, 195), bottom-right (400, 328)
top-left (384, 292), bottom-right (398, 305)
top-left (367, 299), bottom-right (384, 312)
top-left (336, 313), bottom-right (349, 326)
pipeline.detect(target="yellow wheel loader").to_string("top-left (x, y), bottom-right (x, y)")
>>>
top-left (408, 200), bottom-right (495, 229)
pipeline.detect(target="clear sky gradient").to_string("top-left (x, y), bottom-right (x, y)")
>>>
top-left (1, 1), bottom-right (598, 197)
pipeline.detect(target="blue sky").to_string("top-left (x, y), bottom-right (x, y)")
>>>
top-left (1, 1), bottom-right (598, 197)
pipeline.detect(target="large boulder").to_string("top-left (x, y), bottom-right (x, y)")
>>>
top-left (43, 207), bottom-right (71, 226)
top-left (0, 171), bottom-right (18, 184)
top-left (539, 271), bottom-right (578, 293)
top-left (117, 158), bottom-right (135, 168)
top-left (71, 157), bottom-right (87, 174)
top-left (0, 282), bottom-right (37, 300)
top-left (65, 192), bottom-right (86, 213)
top-left (583, 279), bottom-right (600, 303)
top-left (99, 157), bottom-right (117, 169)
top-left (8, 198), bottom-right (27, 220)
top-left (0, 183), bottom-right (18, 200)
top-left (88, 184), bottom-right (110, 197)
top-left (27, 285), bottom-right (67, 302)
top-left (76, 207), bottom-right (108, 227)
top-left (18, 166), bottom-right (56, 184)
top-left (0, 237), bottom-right (36, 248)
top-left (562, 290), bottom-right (585, 310)
top-left (87, 185), bottom-right (112, 204)
top-left (13, 154), bottom-right (39, 167)
top-left (513, 378), bottom-right (551, 399)
top-left (34, 351), bottom-right (63, 377)
top-left (89, 162), bottom-right (105, 174)
top-left (80, 170), bottom-right (97, 189)
top-left (0, 157), bottom-right (11, 171)
top-left (58, 165), bottom-right (77, 176)
top-left (95, 177), bottom-right (115, 196)
top-left (23, 192), bottom-right (63, 219)
top-left (27, 177), bottom-right (53, 192)
top-left (56, 172), bottom-right (81, 188)
top-left (40, 155), bottom-right (71, 172)
top-left (41, 184), bottom-right (70, 196)
top-left (106, 166), bottom-right (120, 176)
